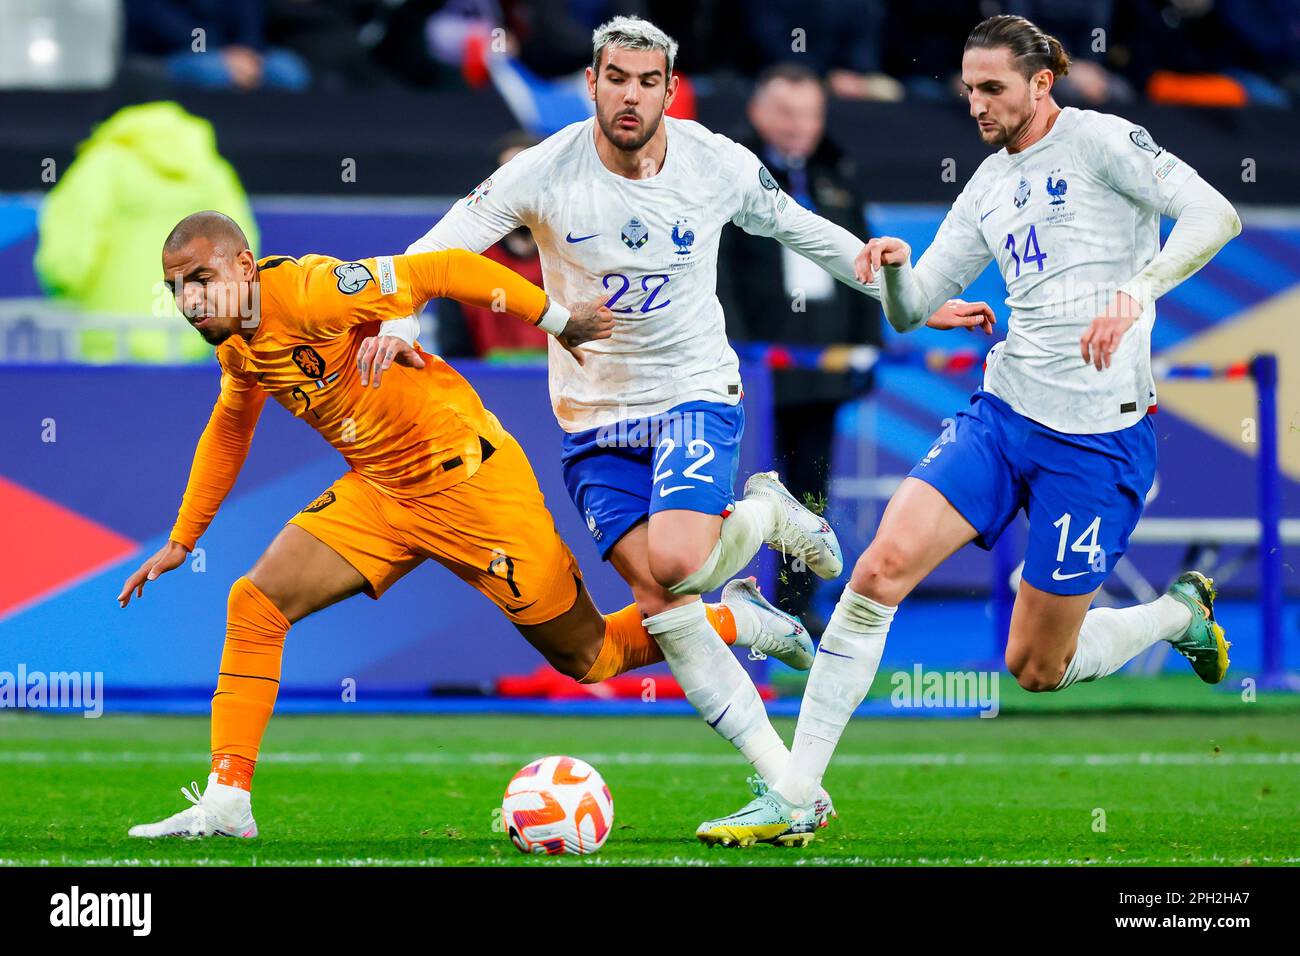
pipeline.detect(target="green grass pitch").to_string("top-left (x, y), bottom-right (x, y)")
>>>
top-left (3, 703), bottom-right (1298, 866)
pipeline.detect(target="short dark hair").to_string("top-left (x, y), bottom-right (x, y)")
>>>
top-left (754, 61), bottom-right (824, 94)
top-left (163, 210), bottom-right (250, 256)
top-left (965, 14), bottom-right (1071, 80)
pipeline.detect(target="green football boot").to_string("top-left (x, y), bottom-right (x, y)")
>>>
top-left (1165, 571), bottom-right (1231, 684)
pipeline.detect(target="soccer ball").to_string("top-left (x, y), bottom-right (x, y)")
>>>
top-left (502, 755), bottom-right (614, 856)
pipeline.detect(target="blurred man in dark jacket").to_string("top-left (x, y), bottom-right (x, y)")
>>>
top-left (718, 62), bottom-right (881, 629)
top-left (435, 132), bottom-right (549, 360)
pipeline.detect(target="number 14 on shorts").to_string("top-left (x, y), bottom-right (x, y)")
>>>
top-left (1052, 511), bottom-right (1106, 579)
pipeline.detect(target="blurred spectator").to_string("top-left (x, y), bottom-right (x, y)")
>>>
top-left (742, 0), bottom-right (903, 100)
top-left (717, 63), bottom-right (881, 628)
top-left (373, 0), bottom-right (498, 88)
top-left (881, 0), bottom-right (983, 100)
top-left (434, 132), bottom-right (548, 360)
top-left (1000, 0), bottom-right (1135, 105)
top-left (645, 0), bottom-right (744, 80)
top-left (373, 1), bottom-right (651, 90)
top-left (125, 0), bottom-right (311, 91)
top-left (263, 0), bottom-right (397, 91)
top-left (34, 101), bottom-right (259, 362)
top-left (1116, 0), bottom-right (1297, 107)
top-left (506, 0), bottom-right (642, 79)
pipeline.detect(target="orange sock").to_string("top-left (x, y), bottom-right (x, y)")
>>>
top-left (706, 604), bottom-right (737, 645)
top-left (578, 602), bottom-right (736, 683)
top-left (210, 576), bottom-right (289, 790)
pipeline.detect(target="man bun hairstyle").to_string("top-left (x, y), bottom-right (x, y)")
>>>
top-left (965, 14), bottom-right (1071, 80)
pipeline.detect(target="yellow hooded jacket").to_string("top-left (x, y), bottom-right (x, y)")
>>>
top-left (35, 101), bottom-right (259, 362)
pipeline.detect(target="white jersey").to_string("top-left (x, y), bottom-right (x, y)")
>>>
top-left (916, 107), bottom-right (1198, 434)
top-left (398, 117), bottom-right (872, 432)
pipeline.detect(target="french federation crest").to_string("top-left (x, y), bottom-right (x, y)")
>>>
top-left (621, 217), bottom-right (649, 250)
top-left (1013, 175), bottom-right (1031, 209)
top-left (671, 219), bottom-right (695, 256)
top-left (1046, 170), bottom-right (1068, 205)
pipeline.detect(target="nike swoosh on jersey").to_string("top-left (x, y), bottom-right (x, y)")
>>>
top-left (658, 485), bottom-right (694, 497)
top-left (566, 232), bottom-right (599, 243)
top-left (1051, 568), bottom-right (1090, 581)
top-left (979, 207), bottom-right (999, 223)
top-left (505, 599), bottom-right (539, 614)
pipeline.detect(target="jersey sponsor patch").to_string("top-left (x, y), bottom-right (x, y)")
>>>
top-left (376, 255), bottom-right (397, 295)
top-left (465, 177), bottom-right (492, 206)
top-left (334, 261), bottom-right (374, 294)
top-left (1154, 155), bottom-right (1182, 181)
top-left (758, 165), bottom-right (779, 191)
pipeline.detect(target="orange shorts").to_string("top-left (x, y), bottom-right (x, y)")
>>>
top-left (288, 433), bottom-right (582, 626)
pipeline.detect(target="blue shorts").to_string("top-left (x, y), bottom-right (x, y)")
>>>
top-left (909, 390), bottom-right (1156, 595)
top-left (561, 400), bottom-right (744, 559)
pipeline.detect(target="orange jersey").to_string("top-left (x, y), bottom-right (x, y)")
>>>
top-left (169, 249), bottom-right (549, 549)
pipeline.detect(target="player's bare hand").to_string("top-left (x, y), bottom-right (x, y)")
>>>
top-left (117, 540), bottom-right (189, 608)
top-left (854, 237), bottom-right (912, 284)
top-left (357, 334), bottom-right (425, 388)
top-left (927, 299), bottom-right (997, 335)
top-left (1080, 291), bottom-right (1140, 371)
top-left (559, 301), bottom-right (615, 347)
top-left (556, 301), bottom-right (615, 366)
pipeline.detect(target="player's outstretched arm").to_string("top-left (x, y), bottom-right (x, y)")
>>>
top-left (728, 141), bottom-right (994, 333)
top-left (117, 541), bottom-right (189, 608)
top-left (855, 237), bottom-right (996, 335)
top-left (119, 384), bottom-right (265, 607)
top-left (357, 249), bottom-right (614, 386)
top-left (365, 148), bottom-right (539, 382)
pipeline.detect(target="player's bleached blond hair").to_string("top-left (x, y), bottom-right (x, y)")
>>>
top-left (591, 15), bottom-right (679, 76)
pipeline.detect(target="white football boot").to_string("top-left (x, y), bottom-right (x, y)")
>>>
top-left (743, 471), bottom-right (843, 580)
top-left (721, 576), bottom-right (814, 670)
top-left (697, 788), bottom-right (819, 848)
top-left (749, 774), bottom-right (836, 830)
top-left (128, 773), bottom-right (259, 839)
top-left (696, 775), bottom-right (835, 848)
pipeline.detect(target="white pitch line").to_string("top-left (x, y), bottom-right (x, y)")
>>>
top-left (2, 750), bottom-right (1299, 767)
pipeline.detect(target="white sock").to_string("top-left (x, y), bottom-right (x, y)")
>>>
top-left (718, 595), bottom-right (762, 648)
top-left (643, 600), bottom-right (788, 780)
top-left (667, 497), bottom-right (778, 596)
top-left (1055, 595), bottom-right (1191, 689)
top-left (774, 586), bottom-right (894, 806)
top-left (203, 772), bottom-right (251, 813)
